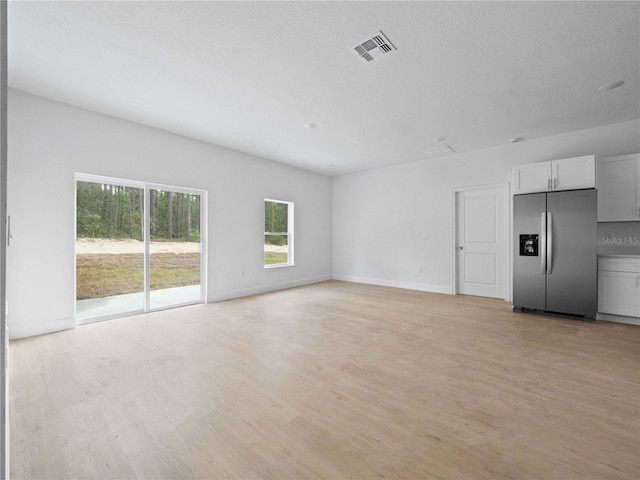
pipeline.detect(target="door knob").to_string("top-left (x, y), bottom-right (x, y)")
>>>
top-left (457, 245), bottom-right (463, 250)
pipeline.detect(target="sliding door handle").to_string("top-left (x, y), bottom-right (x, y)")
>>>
top-left (540, 212), bottom-right (546, 274)
top-left (547, 212), bottom-right (553, 275)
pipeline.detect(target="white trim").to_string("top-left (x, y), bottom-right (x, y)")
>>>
top-left (143, 185), bottom-right (151, 311)
top-left (75, 172), bottom-right (145, 189)
top-left (200, 189), bottom-right (208, 303)
top-left (76, 309), bottom-right (145, 326)
top-left (146, 182), bottom-right (205, 197)
top-left (9, 317), bottom-right (76, 340)
top-left (451, 182), bottom-right (511, 301)
top-left (596, 312), bottom-right (640, 326)
top-left (77, 297), bottom-right (204, 325)
top-left (73, 179), bottom-right (78, 319)
top-left (210, 274), bottom-right (331, 302)
top-left (264, 198), bottom-right (294, 268)
top-left (76, 173), bottom-right (207, 197)
top-left (0, 3), bottom-right (8, 474)
top-left (332, 274), bottom-right (452, 295)
top-left (264, 262), bottom-right (296, 270)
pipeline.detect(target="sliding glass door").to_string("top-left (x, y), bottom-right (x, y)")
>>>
top-left (149, 189), bottom-right (202, 309)
top-left (75, 175), bottom-right (206, 324)
top-left (76, 180), bottom-right (146, 320)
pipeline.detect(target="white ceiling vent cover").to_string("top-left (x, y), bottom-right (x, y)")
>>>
top-left (423, 146), bottom-right (455, 158)
top-left (352, 31), bottom-right (397, 62)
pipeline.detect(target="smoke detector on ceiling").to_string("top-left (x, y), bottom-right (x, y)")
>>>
top-left (352, 31), bottom-right (397, 62)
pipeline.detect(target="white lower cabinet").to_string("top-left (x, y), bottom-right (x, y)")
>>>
top-left (598, 257), bottom-right (640, 318)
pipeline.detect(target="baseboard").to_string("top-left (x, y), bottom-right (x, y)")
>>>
top-left (9, 317), bottom-right (76, 340)
top-left (596, 312), bottom-right (640, 326)
top-left (209, 274), bottom-right (333, 302)
top-left (332, 274), bottom-right (452, 295)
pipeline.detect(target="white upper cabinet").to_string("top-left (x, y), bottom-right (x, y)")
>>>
top-left (513, 155), bottom-right (596, 194)
top-left (552, 155), bottom-right (596, 191)
top-left (597, 153), bottom-right (640, 222)
top-left (513, 162), bottom-right (552, 194)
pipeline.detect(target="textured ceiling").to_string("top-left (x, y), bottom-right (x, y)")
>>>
top-left (8, 1), bottom-right (640, 176)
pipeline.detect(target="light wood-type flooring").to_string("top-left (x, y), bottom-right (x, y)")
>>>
top-left (9, 281), bottom-right (640, 479)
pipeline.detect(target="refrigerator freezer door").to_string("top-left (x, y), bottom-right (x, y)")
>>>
top-left (513, 193), bottom-right (546, 310)
top-left (546, 189), bottom-right (597, 317)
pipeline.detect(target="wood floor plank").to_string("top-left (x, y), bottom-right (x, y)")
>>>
top-left (9, 280), bottom-right (640, 479)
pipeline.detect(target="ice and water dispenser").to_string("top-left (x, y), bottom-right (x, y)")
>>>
top-left (519, 234), bottom-right (539, 256)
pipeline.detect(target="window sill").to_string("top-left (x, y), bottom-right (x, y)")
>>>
top-left (264, 263), bottom-right (295, 270)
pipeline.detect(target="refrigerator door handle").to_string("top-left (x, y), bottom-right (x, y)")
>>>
top-left (547, 212), bottom-right (553, 275)
top-left (540, 212), bottom-right (546, 274)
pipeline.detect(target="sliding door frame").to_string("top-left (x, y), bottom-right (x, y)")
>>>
top-left (145, 181), bottom-right (208, 312)
top-left (74, 173), bottom-right (207, 323)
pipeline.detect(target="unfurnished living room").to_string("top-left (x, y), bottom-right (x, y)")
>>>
top-left (0, 1), bottom-right (639, 479)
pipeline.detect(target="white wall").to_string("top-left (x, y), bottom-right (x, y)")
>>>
top-left (7, 89), bottom-right (332, 339)
top-left (7, 88), bottom-right (640, 339)
top-left (332, 119), bottom-right (640, 293)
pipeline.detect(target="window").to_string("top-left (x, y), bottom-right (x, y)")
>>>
top-left (264, 199), bottom-right (294, 267)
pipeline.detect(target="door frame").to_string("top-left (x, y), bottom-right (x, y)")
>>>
top-left (145, 181), bottom-right (208, 312)
top-left (0, 2), bottom-right (8, 475)
top-left (74, 173), bottom-right (208, 323)
top-left (451, 182), bottom-right (511, 301)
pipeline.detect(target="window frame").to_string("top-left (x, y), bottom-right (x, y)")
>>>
top-left (264, 198), bottom-right (294, 268)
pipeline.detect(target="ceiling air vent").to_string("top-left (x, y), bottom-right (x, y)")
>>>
top-left (423, 146), bottom-right (455, 158)
top-left (352, 31), bottom-right (396, 62)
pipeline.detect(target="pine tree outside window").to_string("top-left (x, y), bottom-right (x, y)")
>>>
top-left (264, 199), bottom-right (294, 267)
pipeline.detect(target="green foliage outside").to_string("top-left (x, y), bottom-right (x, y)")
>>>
top-left (264, 200), bottom-right (290, 265)
top-left (264, 234), bottom-right (287, 246)
top-left (264, 252), bottom-right (288, 265)
top-left (264, 201), bottom-right (288, 245)
top-left (76, 181), bottom-right (201, 242)
top-left (76, 181), bottom-right (202, 302)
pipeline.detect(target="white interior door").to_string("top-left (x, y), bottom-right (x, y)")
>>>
top-left (455, 186), bottom-right (507, 298)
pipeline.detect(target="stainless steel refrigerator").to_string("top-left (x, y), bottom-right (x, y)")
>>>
top-left (513, 189), bottom-right (597, 319)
